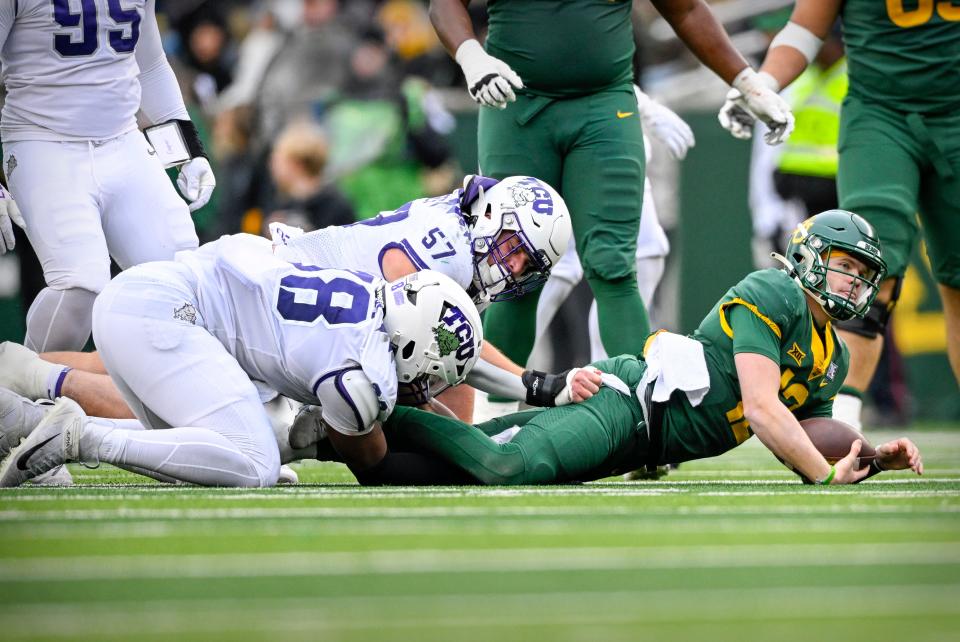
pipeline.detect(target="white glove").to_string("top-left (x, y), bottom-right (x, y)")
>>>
top-left (634, 86), bottom-right (695, 160)
top-left (720, 69), bottom-right (795, 145)
top-left (176, 157), bottom-right (216, 212)
top-left (0, 184), bottom-right (25, 254)
top-left (268, 221), bottom-right (305, 252)
top-left (717, 87), bottom-right (757, 140)
top-left (455, 39), bottom-right (524, 109)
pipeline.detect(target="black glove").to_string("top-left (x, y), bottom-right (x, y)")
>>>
top-left (521, 368), bottom-right (571, 407)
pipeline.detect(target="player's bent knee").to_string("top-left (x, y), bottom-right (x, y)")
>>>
top-left (836, 277), bottom-right (902, 339)
top-left (581, 234), bottom-right (636, 282)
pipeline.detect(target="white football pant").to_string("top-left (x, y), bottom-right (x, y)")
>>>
top-left (4, 130), bottom-right (198, 351)
top-left (88, 263), bottom-right (280, 487)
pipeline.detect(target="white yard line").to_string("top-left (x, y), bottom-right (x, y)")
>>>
top-left (1, 585), bottom-right (958, 638)
top-left (2, 541), bottom-right (958, 582)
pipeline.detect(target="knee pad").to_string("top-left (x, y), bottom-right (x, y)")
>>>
top-left (25, 287), bottom-right (99, 352)
top-left (836, 277), bottom-right (902, 339)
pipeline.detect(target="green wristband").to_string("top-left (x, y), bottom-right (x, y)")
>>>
top-left (816, 465), bottom-right (836, 485)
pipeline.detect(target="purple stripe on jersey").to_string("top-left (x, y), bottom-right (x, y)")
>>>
top-left (378, 241), bottom-right (429, 275)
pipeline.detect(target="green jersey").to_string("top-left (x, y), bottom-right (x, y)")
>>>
top-left (841, 0), bottom-right (960, 113)
top-left (485, 0), bottom-right (634, 97)
top-left (659, 269), bottom-right (849, 464)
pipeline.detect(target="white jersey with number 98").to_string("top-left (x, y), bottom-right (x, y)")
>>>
top-left (176, 234), bottom-right (397, 420)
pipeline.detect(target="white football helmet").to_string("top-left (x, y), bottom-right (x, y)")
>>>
top-left (382, 270), bottom-right (484, 387)
top-left (464, 175), bottom-right (572, 303)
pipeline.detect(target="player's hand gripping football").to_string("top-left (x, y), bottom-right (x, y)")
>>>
top-left (455, 39), bottom-right (524, 109)
top-left (875, 438), bottom-right (924, 475)
top-left (0, 184), bottom-right (25, 254)
top-left (829, 439), bottom-right (871, 484)
top-left (634, 87), bottom-right (695, 160)
top-left (176, 157), bottom-right (217, 212)
top-left (718, 68), bottom-right (795, 145)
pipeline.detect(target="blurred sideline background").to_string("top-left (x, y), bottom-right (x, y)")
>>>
top-left (0, 0), bottom-right (953, 423)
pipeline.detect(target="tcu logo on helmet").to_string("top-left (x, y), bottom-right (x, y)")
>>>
top-left (512, 178), bottom-right (554, 216)
top-left (435, 303), bottom-right (476, 362)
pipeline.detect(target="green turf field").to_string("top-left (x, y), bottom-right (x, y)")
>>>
top-left (1, 428), bottom-right (958, 642)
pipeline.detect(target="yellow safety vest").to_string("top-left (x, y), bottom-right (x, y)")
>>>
top-left (777, 59), bottom-right (847, 179)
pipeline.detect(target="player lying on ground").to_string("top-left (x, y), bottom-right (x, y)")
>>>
top-left (301, 210), bottom-right (922, 485)
top-left (0, 224), bottom-right (494, 487)
top-left (0, 175), bottom-right (599, 425)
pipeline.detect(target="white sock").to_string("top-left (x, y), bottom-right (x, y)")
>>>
top-left (45, 366), bottom-right (73, 400)
top-left (832, 394), bottom-right (864, 431)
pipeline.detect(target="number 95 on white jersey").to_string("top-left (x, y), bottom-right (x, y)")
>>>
top-left (1, 0), bottom-right (145, 141)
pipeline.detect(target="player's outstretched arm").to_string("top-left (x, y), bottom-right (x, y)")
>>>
top-left (651, 0), bottom-right (794, 144)
top-left (736, 352), bottom-right (868, 484)
top-left (136, 0), bottom-right (216, 211)
top-left (469, 343), bottom-right (603, 406)
top-left (717, 0), bottom-right (840, 143)
top-left (429, 0), bottom-right (523, 109)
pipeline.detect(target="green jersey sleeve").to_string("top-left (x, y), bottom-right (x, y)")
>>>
top-left (727, 304), bottom-right (782, 363)
top-left (715, 270), bottom-right (807, 343)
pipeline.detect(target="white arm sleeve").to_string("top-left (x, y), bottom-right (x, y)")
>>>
top-left (465, 360), bottom-right (526, 402)
top-left (135, 0), bottom-right (190, 125)
top-left (315, 367), bottom-right (386, 436)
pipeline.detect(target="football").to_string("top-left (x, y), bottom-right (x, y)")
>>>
top-left (781, 417), bottom-right (877, 483)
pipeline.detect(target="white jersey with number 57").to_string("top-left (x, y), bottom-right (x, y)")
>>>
top-left (0, 0), bottom-right (162, 142)
top-left (272, 191), bottom-right (477, 303)
top-left (175, 233), bottom-right (397, 427)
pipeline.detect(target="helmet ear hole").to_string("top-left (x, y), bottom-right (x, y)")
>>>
top-left (401, 341), bottom-right (416, 359)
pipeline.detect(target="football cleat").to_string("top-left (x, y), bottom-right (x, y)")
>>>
top-left (622, 465), bottom-right (672, 481)
top-left (0, 387), bottom-right (52, 459)
top-left (0, 397), bottom-right (85, 488)
top-left (289, 404), bottom-right (328, 450)
top-left (29, 466), bottom-right (74, 487)
top-left (0, 341), bottom-right (58, 401)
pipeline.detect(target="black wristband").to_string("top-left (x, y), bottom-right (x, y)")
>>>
top-left (521, 368), bottom-right (571, 407)
top-left (173, 119), bottom-right (207, 159)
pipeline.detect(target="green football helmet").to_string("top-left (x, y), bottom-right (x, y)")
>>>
top-left (772, 209), bottom-right (887, 322)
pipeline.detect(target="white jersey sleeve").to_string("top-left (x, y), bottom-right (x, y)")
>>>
top-left (135, 0), bottom-right (189, 125)
top-left (275, 191), bottom-right (476, 291)
top-left (1, 0), bottom-right (145, 142)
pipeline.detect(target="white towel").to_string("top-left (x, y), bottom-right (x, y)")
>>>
top-left (640, 332), bottom-right (711, 407)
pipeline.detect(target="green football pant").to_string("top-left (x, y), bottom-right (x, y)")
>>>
top-left (478, 85), bottom-right (650, 370)
top-left (384, 357), bottom-right (649, 485)
top-left (838, 95), bottom-right (960, 287)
